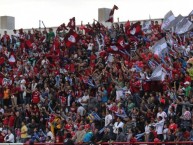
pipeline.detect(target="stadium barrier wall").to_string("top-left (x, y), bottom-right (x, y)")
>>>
top-left (1, 141), bottom-right (193, 145)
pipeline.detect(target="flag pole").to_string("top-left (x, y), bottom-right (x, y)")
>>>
top-left (149, 14), bottom-right (151, 20)
top-left (39, 20), bottom-right (41, 31)
top-left (117, 17), bottom-right (120, 26)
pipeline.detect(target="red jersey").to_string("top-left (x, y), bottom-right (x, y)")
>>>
top-left (65, 124), bottom-right (73, 131)
top-left (8, 115), bottom-right (15, 128)
top-left (32, 91), bottom-right (40, 104)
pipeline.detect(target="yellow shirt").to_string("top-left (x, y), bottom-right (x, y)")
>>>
top-left (21, 125), bottom-right (28, 138)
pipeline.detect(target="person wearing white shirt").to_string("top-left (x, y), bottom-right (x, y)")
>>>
top-left (157, 107), bottom-right (167, 122)
top-left (4, 129), bottom-right (14, 143)
top-left (113, 117), bottom-right (124, 134)
top-left (155, 116), bottom-right (164, 141)
top-left (87, 41), bottom-right (94, 51)
top-left (144, 120), bottom-right (151, 141)
top-left (79, 91), bottom-right (89, 107)
top-left (163, 124), bottom-right (169, 141)
top-left (0, 105), bottom-right (4, 114)
top-left (46, 127), bottom-right (54, 140)
top-left (105, 110), bottom-right (113, 126)
top-left (31, 80), bottom-right (37, 92)
top-left (77, 105), bottom-right (86, 116)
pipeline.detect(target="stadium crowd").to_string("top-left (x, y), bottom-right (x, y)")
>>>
top-left (0, 13), bottom-right (193, 145)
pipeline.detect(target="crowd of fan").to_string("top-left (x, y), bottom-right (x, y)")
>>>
top-left (0, 19), bottom-right (193, 145)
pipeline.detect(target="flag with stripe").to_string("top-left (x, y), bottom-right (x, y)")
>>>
top-left (88, 112), bottom-right (101, 123)
top-left (148, 65), bottom-right (167, 81)
top-left (142, 20), bottom-right (151, 33)
top-left (175, 18), bottom-right (193, 34)
top-left (127, 21), bottom-right (142, 36)
top-left (64, 29), bottom-right (80, 48)
top-left (151, 38), bottom-right (168, 57)
top-left (161, 10), bottom-right (175, 30)
top-left (167, 14), bottom-right (184, 31)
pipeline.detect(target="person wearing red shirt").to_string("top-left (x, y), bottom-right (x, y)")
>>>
top-left (169, 119), bottom-right (177, 132)
top-left (1, 31), bottom-right (10, 47)
top-left (3, 116), bottom-right (9, 126)
top-left (32, 88), bottom-right (40, 104)
top-left (0, 130), bottom-right (4, 143)
top-left (65, 119), bottom-right (73, 131)
top-left (8, 112), bottom-right (15, 129)
top-left (184, 72), bottom-right (191, 82)
top-left (130, 78), bottom-right (141, 107)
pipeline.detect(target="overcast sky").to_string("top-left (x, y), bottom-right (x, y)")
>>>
top-left (0, 0), bottom-right (192, 29)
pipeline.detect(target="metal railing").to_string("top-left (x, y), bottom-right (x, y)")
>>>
top-left (1, 141), bottom-right (193, 145)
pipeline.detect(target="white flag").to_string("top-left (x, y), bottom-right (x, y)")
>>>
top-left (175, 18), bottom-right (193, 34)
top-left (168, 14), bottom-right (183, 30)
top-left (148, 65), bottom-right (166, 81)
top-left (161, 11), bottom-right (175, 30)
top-left (188, 10), bottom-right (193, 16)
top-left (151, 38), bottom-right (168, 57)
top-left (8, 55), bottom-right (16, 63)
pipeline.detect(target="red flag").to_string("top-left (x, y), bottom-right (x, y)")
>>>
top-left (64, 29), bottom-right (80, 48)
top-left (106, 5), bottom-right (119, 23)
top-left (127, 21), bottom-right (142, 36)
top-left (125, 20), bottom-right (130, 32)
top-left (117, 36), bottom-right (125, 49)
top-left (67, 17), bottom-right (76, 30)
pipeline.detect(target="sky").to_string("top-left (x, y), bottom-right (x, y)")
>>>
top-left (0, 0), bottom-right (192, 29)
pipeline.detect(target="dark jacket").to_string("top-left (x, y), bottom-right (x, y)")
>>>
top-left (64, 138), bottom-right (74, 145)
top-left (116, 132), bottom-right (126, 142)
top-left (14, 116), bottom-right (22, 129)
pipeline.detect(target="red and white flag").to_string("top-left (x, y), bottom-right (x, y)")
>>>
top-left (0, 74), bottom-right (12, 86)
top-left (64, 29), bottom-right (80, 48)
top-left (106, 5), bottom-right (119, 23)
top-left (117, 36), bottom-right (126, 49)
top-left (127, 22), bottom-right (142, 36)
top-left (67, 17), bottom-right (76, 30)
